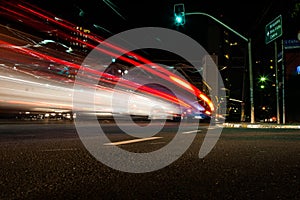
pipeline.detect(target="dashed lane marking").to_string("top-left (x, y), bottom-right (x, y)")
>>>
top-left (104, 136), bottom-right (163, 146)
top-left (182, 130), bottom-right (202, 134)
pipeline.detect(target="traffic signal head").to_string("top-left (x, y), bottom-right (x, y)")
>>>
top-left (174, 3), bottom-right (185, 26)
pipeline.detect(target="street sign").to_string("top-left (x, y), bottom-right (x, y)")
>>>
top-left (284, 39), bottom-right (300, 49)
top-left (265, 15), bottom-right (283, 44)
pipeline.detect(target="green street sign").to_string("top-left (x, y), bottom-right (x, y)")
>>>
top-left (265, 15), bottom-right (283, 44)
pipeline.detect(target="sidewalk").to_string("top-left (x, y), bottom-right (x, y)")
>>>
top-left (222, 122), bottom-right (300, 129)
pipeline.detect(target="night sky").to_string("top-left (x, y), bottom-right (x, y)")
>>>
top-left (19, 0), bottom-right (298, 60)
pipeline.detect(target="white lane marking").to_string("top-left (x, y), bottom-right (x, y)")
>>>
top-left (182, 130), bottom-right (202, 134)
top-left (104, 136), bottom-right (163, 146)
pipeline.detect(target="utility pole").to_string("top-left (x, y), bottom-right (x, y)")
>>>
top-left (274, 41), bottom-right (280, 124)
top-left (281, 39), bottom-right (286, 124)
top-left (265, 15), bottom-right (283, 124)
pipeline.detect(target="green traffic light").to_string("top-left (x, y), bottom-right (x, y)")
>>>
top-left (174, 3), bottom-right (185, 26)
top-left (258, 75), bottom-right (268, 82)
top-left (260, 77), bottom-right (267, 82)
top-left (174, 13), bottom-right (185, 26)
top-left (175, 15), bottom-right (183, 24)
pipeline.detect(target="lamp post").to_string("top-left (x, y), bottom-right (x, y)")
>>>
top-left (184, 12), bottom-right (255, 123)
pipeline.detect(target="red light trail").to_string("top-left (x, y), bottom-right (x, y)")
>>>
top-left (0, 1), bottom-right (215, 113)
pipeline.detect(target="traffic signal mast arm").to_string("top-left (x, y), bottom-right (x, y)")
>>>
top-left (174, 5), bottom-right (255, 123)
top-left (185, 12), bottom-right (248, 42)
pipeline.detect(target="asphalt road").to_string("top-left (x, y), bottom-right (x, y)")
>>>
top-left (0, 120), bottom-right (299, 200)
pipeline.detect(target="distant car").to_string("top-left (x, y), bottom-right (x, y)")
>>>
top-left (182, 108), bottom-right (211, 122)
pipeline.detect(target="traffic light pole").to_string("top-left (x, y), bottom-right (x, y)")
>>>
top-left (281, 39), bottom-right (286, 124)
top-left (274, 41), bottom-right (280, 124)
top-left (185, 12), bottom-right (255, 123)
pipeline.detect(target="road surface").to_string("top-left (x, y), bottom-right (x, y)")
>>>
top-left (0, 120), bottom-right (299, 199)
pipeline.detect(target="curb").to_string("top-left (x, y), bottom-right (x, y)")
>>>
top-left (222, 122), bottom-right (300, 129)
